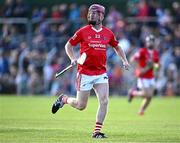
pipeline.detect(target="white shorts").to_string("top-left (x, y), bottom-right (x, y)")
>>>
top-left (137, 78), bottom-right (155, 89)
top-left (76, 73), bottom-right (109, 91)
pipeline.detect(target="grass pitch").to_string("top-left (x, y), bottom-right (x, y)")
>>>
top-left (0, 95), bottom-right (180, 143)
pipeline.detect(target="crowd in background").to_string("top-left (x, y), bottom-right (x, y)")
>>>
top-left (0, 0), bottom-right (179, 96)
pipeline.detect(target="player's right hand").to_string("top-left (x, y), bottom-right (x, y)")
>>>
top-left (123, 61), bottom-right (131, 70)
top-left (71, 59), bottom-right (77, 66)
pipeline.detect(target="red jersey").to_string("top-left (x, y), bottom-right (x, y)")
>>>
top-left (68, 25), bottom-right (119, 75)
top-left (133, 47), bottom-right (159, 78)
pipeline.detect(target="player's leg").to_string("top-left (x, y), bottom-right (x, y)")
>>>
top-left (128, 78), bottom-right (148, 102)
top-left (92, 83), bottom-right (109, 138)
top-left (138, 86), bottom-right (154, 115)
top-left (66, 73), bottom-right (92, 110)
top-left (128, 89), bottom-right (146, 100)
top-left (52, 73), bottom-right (92, 113)
top-left (52, 91), bottom-right (90, 113)
top-left (128, 78), bottom-right (155, 115)
top-left (63, 90), bottom-right (90, 110)
top-left (94, 83), bottom-right (109, 124)
top-left (137, 78), bottom-right (155, 115)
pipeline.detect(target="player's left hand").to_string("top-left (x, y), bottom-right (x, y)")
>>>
top-left (123, 61), bottom-right (130, 70)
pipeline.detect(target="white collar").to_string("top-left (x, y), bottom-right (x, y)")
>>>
top-left (91, 26), bottom-right (103, 32)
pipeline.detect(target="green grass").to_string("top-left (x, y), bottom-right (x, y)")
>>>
top-left (0, 96), bottom-right (180, 143)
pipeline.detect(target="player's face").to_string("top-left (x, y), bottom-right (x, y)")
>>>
top-left (87, 11), bottom-right (104, 25)
top-left (146, 40), bottom-right (154, 49)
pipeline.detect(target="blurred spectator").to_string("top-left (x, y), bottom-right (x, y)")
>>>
top-left (159, 41), bottom-right (174, 75)
top-left (69, 3), bottom-right (80, 21)
top-left (147, 0), bottom-right (158, 27)
top-left (172, 1), bottom-right (180, 23)
top-left (51, 5), bottom-right (61, 20)
top-left (68, 3), bottom-right (81, 31)
top-left (2, 0), bottom-right (28, 18)
top-left (173, 46), bottom-right (180, 70)
top-left (137, 0), bottom-right (149, 17)
top-left (148, 0), bottom-right (158, 17)
top-left (176, 74), bottom-right (180, 96)
top-left (32, 7), bottom-right (41, 21)
top-left (173, 24), bottom-right (180, 47)
top-left (43, 48), bottom-right (57, 95)
top-left (106, 5), bottom-right (123, 35)
top-left (118, 35), bottom-right (131, 54)
top-left (158, 9), bottom-right (173, 26)
top-left (79, 5), bottom-right (88, 21)
top-left (40, 7), bottom-right (48, 20)
top-left (2, 0), bottom-right (16, 17)
top-left (164, 63), bottom-right (178, 96)
top-left (0, 50), bottom-right (9, 75)
top-left (16, 42), bottom-right (30, 95)
top-left (27, 64), bottom-right (43, 94)
top-left (127, 0), bottom-right (139, 16)
top-left (13, 0), bottom-right (28, 17)
top-left (39, 22), bottom-right (51, 37)
top-left (58, 3), bottom-right (68, 19)
top-left (109, 64), bottom-right (123, 95)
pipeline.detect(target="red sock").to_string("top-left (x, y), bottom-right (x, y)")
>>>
top-left (62, 96), bottom-right (68, 104)
top-left (93, 122), bottom-right (103, 134)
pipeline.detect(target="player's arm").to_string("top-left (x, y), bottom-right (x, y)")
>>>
top-left (113, 45), bottom-right (130, 70)
top-left (153, 51), bottom-right (160, 71)
top-left (140, 60), bottom-right (159, 76)
top-left (65, 29), bottom-right (82, 65)
top-left (109, 30), bottom-right (130, 70)
top-left (130, 50), bottom-right (150, 76)
top-left (129, 52), bottom-right (139, 70)
top-left (65, 41), bottom-right (77, 65)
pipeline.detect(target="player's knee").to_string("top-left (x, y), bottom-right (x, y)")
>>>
top-left (146, 96), bottom-right (152, 100)
top-left (143, 89), bottom-right (153, 97)
top-left (77, 104), bottom-right (86, 111)
top-left (100, 97), bottom-right (108, 106)
top-left (146, 90), bottom-right (153, 97)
